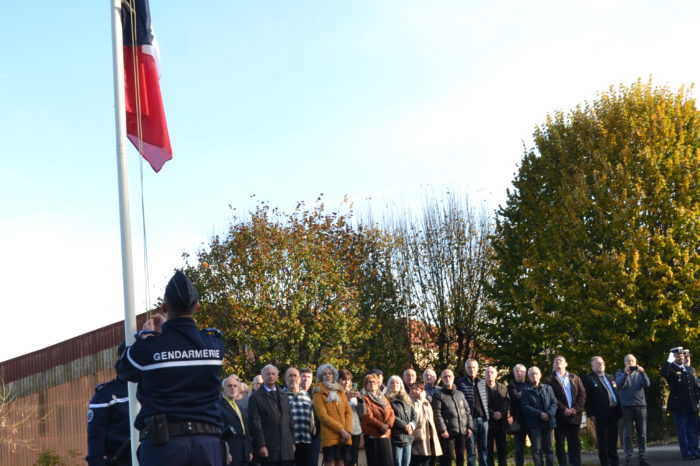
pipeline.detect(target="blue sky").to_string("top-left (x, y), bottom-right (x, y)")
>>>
top-left (1, 0), bottom-right (699, 361)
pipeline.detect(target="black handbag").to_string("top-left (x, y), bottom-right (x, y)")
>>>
top-left (505, 419), bottom-right (521, 434)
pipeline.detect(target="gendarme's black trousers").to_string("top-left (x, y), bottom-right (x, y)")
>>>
top-left (139, 435), bottom-right (224, 466)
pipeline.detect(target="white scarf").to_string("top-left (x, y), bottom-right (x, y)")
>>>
top-left (323, 381), bottom-right (341, 403)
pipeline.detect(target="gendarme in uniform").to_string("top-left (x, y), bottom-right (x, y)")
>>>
top-left (116, 270), bottom-right (225, 465)
top-left (86, 376), bottom-right (130, 465)
top-left (87, 342), bottom-right (131, 466)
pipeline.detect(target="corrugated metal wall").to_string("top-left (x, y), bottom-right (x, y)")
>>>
top-left (0, 313), bottom-right (148, 465)
top-left (1, 367), bottom-right (114, 465)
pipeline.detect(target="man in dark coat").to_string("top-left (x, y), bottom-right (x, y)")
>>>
top-left (521, 366), bottom-right (557, 466)
top-left (583, 356), bottom-right (622, 466)
top-left (222, 374), bottom-right (253, 466)
top-left (433, 369), bottom-right (473, 466)
top-left (545, 355), bottom-right (586, 466)
top-left (484, 366), bottom-right (509, 466)
top-left (248, 365), bottom-right (295, 466)
top-left (506, 364), bottom-right (528, 466)
top-left (661, 347), bottom-right (700, 460)
top-left (456, 359), bottom-right (489, 466)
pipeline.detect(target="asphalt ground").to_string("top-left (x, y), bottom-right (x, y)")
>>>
top-left (581, 443), bottom-right (698, 465)
top-left (352, 443), bottom-right (695, 465)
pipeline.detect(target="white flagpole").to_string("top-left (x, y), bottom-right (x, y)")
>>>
top-left (110, 0), bottom-right (140, 464)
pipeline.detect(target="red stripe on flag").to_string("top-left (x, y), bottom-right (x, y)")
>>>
top-left (124, 46), bottom-right (172, 173)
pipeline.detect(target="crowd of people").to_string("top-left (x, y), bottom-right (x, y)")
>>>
top-left (86, 271), bottom-right (700, 466)
top-left (217, 357), bottom-right (650, 466)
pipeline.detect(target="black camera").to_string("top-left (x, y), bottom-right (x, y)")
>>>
top-left (222, 426), bottom-right (236, 441)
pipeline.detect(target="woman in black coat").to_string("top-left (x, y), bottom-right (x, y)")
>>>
top-left (386, 375), bottom-right (417, 466)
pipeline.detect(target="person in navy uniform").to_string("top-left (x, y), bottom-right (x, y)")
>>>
top-left (116, 270), bottom-right (226, 466)
top-left (583, 356), bottom-right (622, 466)
top-left (86, 342), bottom-right (131, 466)
top-left (661, 347), bottom-right (700, 460)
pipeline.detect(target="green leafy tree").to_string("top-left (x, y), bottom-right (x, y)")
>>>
top-left (184, 198), bottom-right (409, 381)
top-left (489, 80), bottom-right (700, 438)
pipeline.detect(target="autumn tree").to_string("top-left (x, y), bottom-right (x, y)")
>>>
top-left (184, 199), bottom-right (409, 380)
top-left (392, 192), bottom-right (494, 372)
top-left (353, 223), bottom-right (412, 374)
top-left (489, 80), bottom-right (700, 437)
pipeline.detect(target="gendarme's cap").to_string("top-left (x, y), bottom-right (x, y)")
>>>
top-left (671, 347), bottom-right (684, 354)
top-left (165, 270), bottom-right (199, 309)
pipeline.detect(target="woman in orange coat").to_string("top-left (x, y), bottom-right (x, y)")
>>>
top-left (313, 363), bottom-right (353, 466)
top-left (361, 373), bottom-right (395, 466)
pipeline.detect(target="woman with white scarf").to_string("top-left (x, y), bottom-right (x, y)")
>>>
top-left (409, 382), bottom-right (442, 466)
top-left (313, 363), bottom-right (353, 466)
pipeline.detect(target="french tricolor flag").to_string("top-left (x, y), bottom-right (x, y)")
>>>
top-left (122, 0), bottom-right (172, 173)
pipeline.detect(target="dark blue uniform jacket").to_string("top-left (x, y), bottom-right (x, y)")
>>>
top-left (661, 362), bottom-right (700, 413)
top-left (86, 378), bottom-right (131, 466)
top-left (115, 317), bottom-right (225, 429)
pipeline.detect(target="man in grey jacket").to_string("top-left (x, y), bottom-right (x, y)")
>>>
top-left (616, 354), bottom-right (650, 466)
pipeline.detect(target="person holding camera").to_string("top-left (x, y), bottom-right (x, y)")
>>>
top-left (661, 347), bottom-right (700, 460)
top-left (222, 374), bottom-right (253, 466)
top-left (615, 354), bottom-right (650, 466)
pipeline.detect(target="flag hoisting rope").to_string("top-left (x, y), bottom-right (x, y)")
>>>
top-left (110, 0), bottom-right (173, 463)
